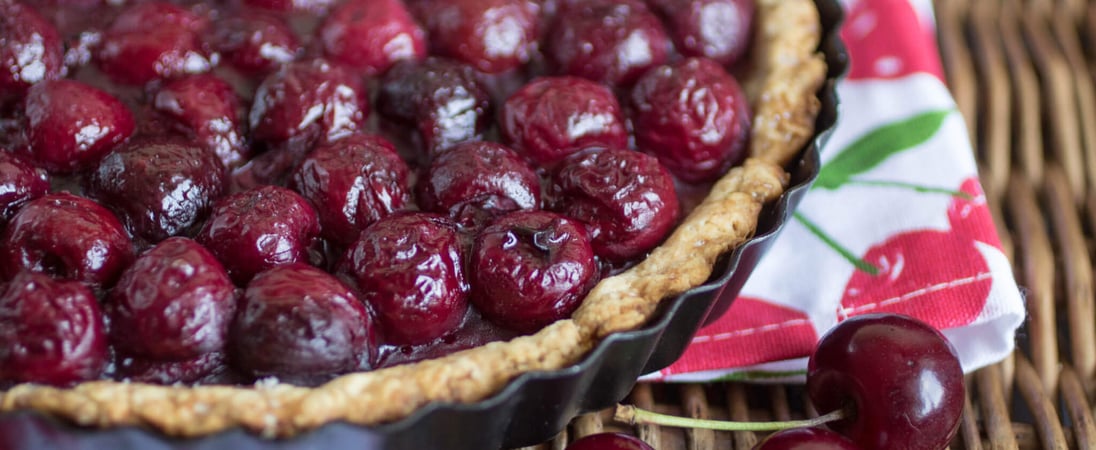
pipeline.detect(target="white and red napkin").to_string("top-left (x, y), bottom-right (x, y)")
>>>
top-left (643, 0), bottom-right (1026, 382)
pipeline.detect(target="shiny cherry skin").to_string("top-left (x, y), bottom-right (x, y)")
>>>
top-left (338, 212), bottom-right (469, 345)
top-left (87, 139), bottom-right (226, 244)
top-left (96, 2), bottom-right (212, 85)
top-left (0, 151), bottom-right (49, 225)
top-left (417, 141), bottom-right (540, 229)
top-left (752, 428), bottom-right (859, 450)
top-left (0, 193), bottom-right (134, 289)
top-left (230, 263), bottom-right (374, 384)
top-left (647, 0), bottom-right (755, 66)
top-left (25, 79), bottom-right (135, 173)
top-left (289, 134), bottom-right (412, 246)
top-left (243, 0), bottom-right (335, 14)
top-left (471, 210), bottom-right (597, 333)
top-left (376, 58), bottom-right (492, 158)
top-left (196, 185), bottom-right (321, 285)
top-left (549, 147), bottom-right (678, 262)
top-left (106, 237), bottom-right (236, 362)
top-left (630, 57), bottom-right (751, 183)
top-left (116, 351), bottom-right (229, 385)
top-left (0, 0), bottom-right (63, 98)
top-left (500, 76), bottom-right (629, 167)
top-left (211, 12), bottom-right (301, 75)
top-left (546, 0), bottom-right (670, 86)
top-left (806, 314), bottom-right (964, 450)
top-left (319, 0), bottom-right (426, 75)
top-left (566, 432), bottom-right (654, 450)
top-left (0, 270), bottom-right (108, 386)
top-left (153, 74), bottom-right (248, 169)
top-left (409, 0), bottom-right (539, 74)
top-left (249, 59), bottom-right (369, 145)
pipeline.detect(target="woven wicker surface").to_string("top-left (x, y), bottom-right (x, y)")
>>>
top-left (514, 1), bottom-right (1096, 448)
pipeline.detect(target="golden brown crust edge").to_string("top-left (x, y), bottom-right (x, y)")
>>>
top-left (0, 0), bottom-right (827, 438)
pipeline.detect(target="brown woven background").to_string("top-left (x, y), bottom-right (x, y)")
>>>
top-left (515, 1), bottom-right (1096, 448)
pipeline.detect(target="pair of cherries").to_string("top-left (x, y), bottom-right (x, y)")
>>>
top-left (566, 313), bottom-right (965, 450)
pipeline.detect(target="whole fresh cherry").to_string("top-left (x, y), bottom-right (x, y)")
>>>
top-left (249, 59), bottom-right (369, 145)
top-left (646, 0), bottom-right (755, 66)
top-left (408, 0), bottom-right (540, 74)
top-left (0, 270), bottom-right (108, 386)
top-left (0, 151), bottom-right (49, 225)
top-left (417, 141), bottom-right (540, 229)
top-left (0, 0), bottom-right (63, 98)
top-left (630, 57), bottom-right (750, 183)
top-left (806, 313), bottom-right (964, 450)
top-left (96, 1), bottom-right (212, 85)
top-left (211, 12), bottom-right (301, 75)
top-left (500, 76), bottom-right (629, 167)
top-left (0, 193), bottom-right (135, 289)
top-left (196, 185), bottom-right (321, 285)
top-left (545, 0), bottom-right (670, 86)
top-left (752, 428), bottom-right (859, 450)
top-left (471, 210), bottom-right (597, 333)
top-left (566, 432), bottom-right (654, 450)
top-left (230, 263), bottom-right (374, 383)
top-left (153, 74), bottom-right (248, 169)
top-left (289, 133), bottom-right (412, 246)
top-left (549, 147), bottom-right (679, 262)
top-left (318, 0), bottom-right (426, 75)
top-left (25, 79), bottom-right (135, 173)
top-left (338, 212), bottom-right (469, 345)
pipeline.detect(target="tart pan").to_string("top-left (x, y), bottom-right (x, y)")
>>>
top-left (0, 1), bottom-right (846, 448)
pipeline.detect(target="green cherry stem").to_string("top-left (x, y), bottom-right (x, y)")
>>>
top-left (793, 212), bottom-right (880, 275)
top-left (841, 179), bottom-right (972, 199)
top-left (614, 404), bottom-right (847, 432)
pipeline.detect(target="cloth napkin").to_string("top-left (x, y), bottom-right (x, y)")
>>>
top-left (642, 0), bottom-right (1026, 383)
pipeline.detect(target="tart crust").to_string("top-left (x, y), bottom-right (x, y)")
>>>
top-left (0, 0), bottom-right (828, 438)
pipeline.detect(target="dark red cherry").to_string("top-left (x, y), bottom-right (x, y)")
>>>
top-left (230, 263), bottom-right (373, 383)
top-left (630, 57), bottom-right (750, 182)
top-left (243, 0), bottom-right (335, 13)
top-left (115, 351), bottom-right (229, 385)
top-left (417, 141), bottom-right (539, 229)
top-left (196, 185), bottom-right (321, 285)
top-left (500, 76), bottom-right (629, 167)
top-left (153, 74), bottom-right (248, 169)
top-left (546, 0), bottom-right (670, 86)
top-left (376, 58), bottom-right (492, 157)
top-left (806, 314), bottom-right (964, 450)
top-left (249, 59), bottom-right (369, 145)
top-left (106, 237), bottom-right (236, 362)
top-left (646, 0), bottom-right (755, 66)
top-left (87, 139), bottom-right (226, 244)
top-left (338, 212), bottom-right (468, 345)
top-left (0, 0), bottom-right (63, 98)
top-left (25, 79), bottom-right (135, 173)
top-left (0, 193), bottom-right (134, 289)
top-left (566, 432), bottom-right (655, 450)
top-left (289, 134), bottom-right (412, 246)
top-left (0, 151), bottom-right (49, 225)
top-left (409, 0), bottom-right (539, 74)
top-left (471, 210), bottom-right (596, 333)
top-left (211, 12), bottom-right (301, 75)
top-left (752, 428), bottom-right (859, 450)
top-left (319, 0), bottom-right (426, 75)
top-left (96, 2), bottom-right (212, 85)
top-left (549, 147), bottom-right (678, 262)
top-left (0, 270), bottom-right (107, 386)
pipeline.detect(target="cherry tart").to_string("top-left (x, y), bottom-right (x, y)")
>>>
top-left (0, 0), bottom-right (827, 440)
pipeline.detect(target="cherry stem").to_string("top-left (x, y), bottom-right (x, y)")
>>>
top-left (842, 179), bottom-right (973, 199)
top-left (793, 212), bottom-right (880, 275)
top-left (614, 404), bottom-right (847, 432)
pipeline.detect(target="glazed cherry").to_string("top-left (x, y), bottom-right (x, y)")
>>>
top-left (196, 185), bottom-right (321, 285)
top-left (96, 2), bottom-right (212, 85)
top-left (87, 139), bottom-right (226, 244)
top-left (0, 0), bottom-right (63, 98)
top-left (630, 57), bottom-right (751, 182)
top-left (116, 352), bottom-right (229, 385)
top-left (566, 432), bottom-right (654, 450)
top-left (106, 238), bottom-right (236, 362)
top-left (249, 59), bottom-right (369, 145)
top-left (647, 0), bottom-right (755, 66)
top-left (0, 151), bottom-right (49, 225)
top-left (319, 0), bottom-right (427, 75)
top-left (339, 213), bottom-right (468, 345)
top-left (806, 314), bottom-right (964, 450)
top-left (211, 12), bottom-right (301, 75)
top-left (500, 76), bottom-right (629, 167)
top-left (752, 428), bottom-right (859, 450)
top-left (409, 0), bottom-right (540, 74)
top-left (471, 210), bottom-right (597, 333)
top-left (0, 193), bottom-right (134, 289)
top-left (153, 74), bottom-right (248, 169)
top-left (243, 0), bottom-right (335, 13)
top-left (25, 79), bottom-right (135, 173)
top-left (417, 141), bottom-right (539, 229)
top-left (230, 263), bottom-right (374, 383)
top-left (376, 58), bottom-right (492, 158)
top-left (289, 134), bottom-right (412, 246)
top-left (0, 271), bottom-right (108, 386)
top-left (546, 0), bottom-right (670, 86)
top-left (549, 147), bottom-right (679, 262)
